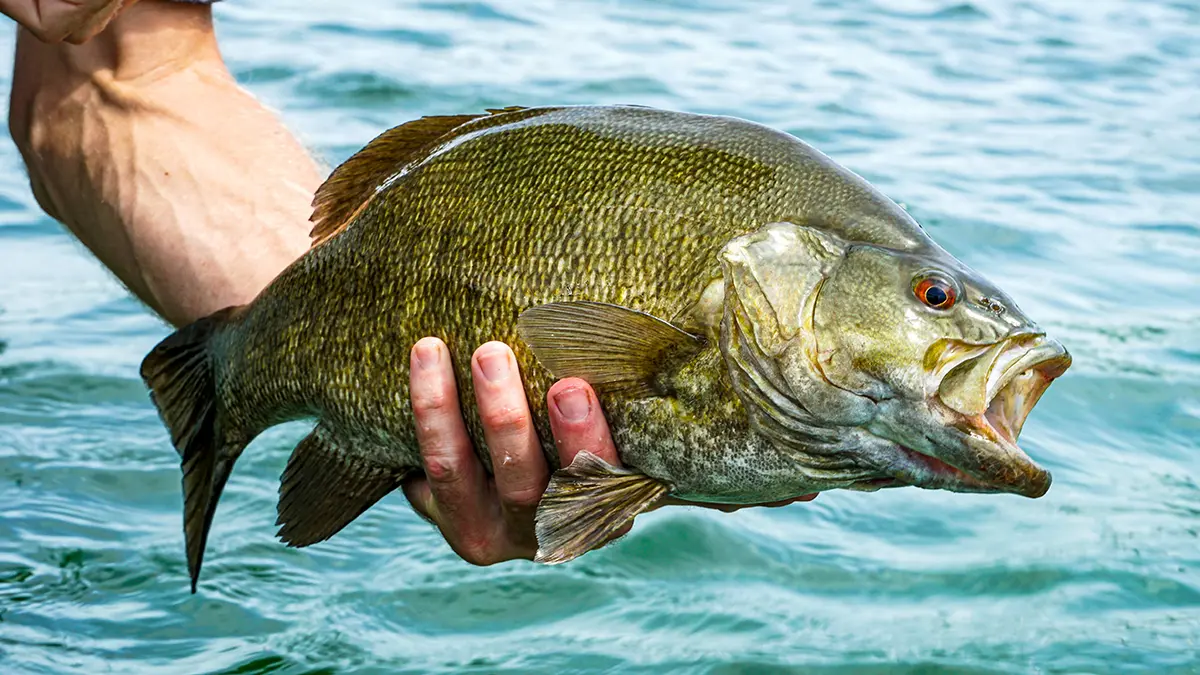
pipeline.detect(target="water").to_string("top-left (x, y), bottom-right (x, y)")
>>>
top-left (1, 0), bottom-right (1197, 672)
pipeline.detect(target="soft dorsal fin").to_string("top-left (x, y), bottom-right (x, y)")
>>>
top-left (308, 107), bottom-right (529, 246)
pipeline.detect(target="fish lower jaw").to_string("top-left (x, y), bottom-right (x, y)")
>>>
top-left (882, 431), bottom-right (1052, 498)
top-left (892, 445), bottom-right (1003, 493)
top-left (846, 423), bottom-right (1041, 495)
top-left (843, 446), bottom-right (985, 493)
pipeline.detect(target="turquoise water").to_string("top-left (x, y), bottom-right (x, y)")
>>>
top-left (1, 0), bottom-right (1198, 672)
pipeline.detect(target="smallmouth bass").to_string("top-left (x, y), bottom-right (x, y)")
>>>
top-left (140, 105), bottom-right (1071, 590)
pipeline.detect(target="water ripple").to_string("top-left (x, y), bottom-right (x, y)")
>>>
top-left (0, 0), bottom-right (1198, 673)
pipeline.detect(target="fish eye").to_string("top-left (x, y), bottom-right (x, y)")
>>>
top-left (913, 275), bottom-right (957, 310)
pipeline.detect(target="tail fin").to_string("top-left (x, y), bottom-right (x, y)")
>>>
top-left (140, 307), bottom-right (244, 593)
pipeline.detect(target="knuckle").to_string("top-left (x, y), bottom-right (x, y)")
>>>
top-left (422, 454), bottom-right (465, 485)
top-left (457, 538), bottom-right (501, 566)
top-left (483, 405), bottom-right (531, 436)
top-left (411, 387), bottom-right (455, 416)
top-left (502, 485), bottom-right (545, 511)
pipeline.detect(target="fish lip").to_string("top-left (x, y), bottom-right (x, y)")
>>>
top-left (904, 336), bottom-right (1071, 498)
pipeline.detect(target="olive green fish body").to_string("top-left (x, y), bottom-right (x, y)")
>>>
top-left (141, 105), bottom-right (1070, 588)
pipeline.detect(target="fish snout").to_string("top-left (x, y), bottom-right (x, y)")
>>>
top-left (898, 333), bottom-right (1070, 497)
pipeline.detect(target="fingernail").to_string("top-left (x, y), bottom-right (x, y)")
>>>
top-left (478, 349), bottom-right (511, 383)
top-left (414, 340), bottom-right (441, 371)
top-left (553, 386), bottom-right (590, 422)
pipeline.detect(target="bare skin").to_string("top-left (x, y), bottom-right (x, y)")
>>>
top-left (8, 0), bottom-right (319, 327)
top-left (5, 0), bottom-right (815, 567)
top-left (0, 0), bottom-right (133, 44)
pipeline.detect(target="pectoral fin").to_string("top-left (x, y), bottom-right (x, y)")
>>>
top-left (534, 451), bottom-right (670, 564)
top-left (517, 301), bottom-right (704, 398)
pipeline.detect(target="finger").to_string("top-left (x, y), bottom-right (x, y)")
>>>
top-left (546, 378), bottom-right (620, 468)
top-left (399, 476), bottom-right (436, 525)
top-left (409, 337), bottom-right (499, 562)
top-left (546, 378), bottom-right (632, 539)
top-left (471, 342), bottom-right (547, 540)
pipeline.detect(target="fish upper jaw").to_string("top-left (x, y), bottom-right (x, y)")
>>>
top-left (974, 337), bottom-right (1071, 442)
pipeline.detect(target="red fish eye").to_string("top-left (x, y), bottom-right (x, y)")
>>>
top-left (914, 277), bottom-right (956, 309)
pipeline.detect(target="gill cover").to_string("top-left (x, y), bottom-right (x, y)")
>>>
top-left (717, 222), bottom-right (876, 453)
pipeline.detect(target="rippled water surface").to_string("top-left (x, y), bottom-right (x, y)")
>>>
top-left (2, 1), bottom-right (1198, 673)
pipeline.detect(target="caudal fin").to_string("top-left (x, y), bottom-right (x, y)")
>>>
top-left (140, 308), bottom-right (244, 593)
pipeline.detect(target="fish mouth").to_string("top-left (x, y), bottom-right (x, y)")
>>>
top-left (976, 338), bottom-right (1071, 449)
top-left (856, 335), bottom-right (1071, 497)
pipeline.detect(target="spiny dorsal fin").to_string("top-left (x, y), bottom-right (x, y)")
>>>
top-left (308, 106), bottom-right (530, 246)
top-left (516, 301), bottom-right (705, 398)
top-left (308, 114), bottom-right (483, 245)
top-left (276, 425), bottom-right (408, 548)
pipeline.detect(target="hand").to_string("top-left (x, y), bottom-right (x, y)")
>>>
top-left (403, 338), bottom-right (622, 564)
top-left (0, 0), bottom-right (137, 44)
top-left (403, 337), bottom-right (818, 565)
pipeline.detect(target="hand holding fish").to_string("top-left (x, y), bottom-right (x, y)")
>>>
top-left (401, 339), bottom-right (620, 564)
top-left (401, 338), bottom-right (818, 565)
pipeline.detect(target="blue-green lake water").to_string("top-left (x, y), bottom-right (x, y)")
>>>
top-left (2, 1), bottom-right (1198, 672)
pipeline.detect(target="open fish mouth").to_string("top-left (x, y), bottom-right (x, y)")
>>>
top-left (855, 335), bottom-right (1071, 497)
top-left (978, 339), bottom-right (1071, 447)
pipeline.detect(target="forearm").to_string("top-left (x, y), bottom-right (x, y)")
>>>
top-left (8, 0), bottom-right (323, 327)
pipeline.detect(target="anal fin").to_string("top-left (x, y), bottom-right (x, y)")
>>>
top-left (276, 425), bottom-right (406, 548)
top-left (534, 452), bottom-right (670, 564)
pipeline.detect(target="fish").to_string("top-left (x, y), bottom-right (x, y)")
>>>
top-left (139, 105), bottom-right (1071, 591)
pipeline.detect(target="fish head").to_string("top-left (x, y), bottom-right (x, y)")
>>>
top-left (809, 240), bottom-right (1071, 497)
top-left (718, 222), bottom-right (1070, 499)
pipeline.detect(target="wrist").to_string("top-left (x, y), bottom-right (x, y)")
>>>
top-left (23, 1), bottom-right (221, 82)
top-left (7, 0), bottom-right (321, 326)
top-left (10, 1), bottom-right (225, 155)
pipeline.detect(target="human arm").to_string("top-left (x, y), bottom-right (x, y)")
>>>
top-left (8, 0), bottom-right (319, 326)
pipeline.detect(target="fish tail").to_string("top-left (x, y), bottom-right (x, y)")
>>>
top-left (140, 306), bottom-right (246, 593)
